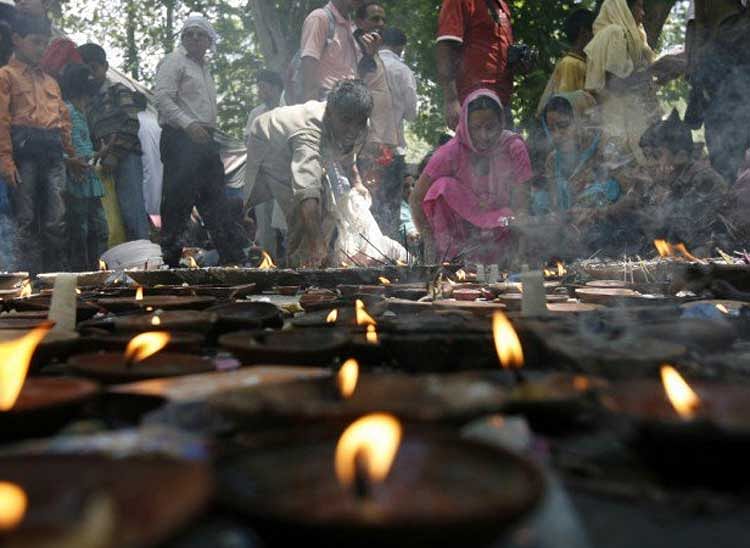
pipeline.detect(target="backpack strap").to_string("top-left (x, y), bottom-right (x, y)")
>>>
top-left (322, 4), bottom-right (337, 48)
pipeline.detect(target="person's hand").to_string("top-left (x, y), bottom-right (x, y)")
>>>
top-left (359, 32), bottom-right (383, 57)
top-left (443, 96), bottom-right (460, 130)
top-left (1, 167), bottom-right (19, 187)
top-left (186, 122), bottom-right (210, 144)
top-left (650, 54), bottom-right (687, 86)
top-left (351, 182), bottom-right (370, 201)
top-left (66, 157), bottom-right (89, 182)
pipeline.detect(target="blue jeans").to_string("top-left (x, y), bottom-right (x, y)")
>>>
top-left (114, 153), bottom-right (150, 240)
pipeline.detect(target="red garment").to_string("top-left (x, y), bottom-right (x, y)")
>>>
top-left (437, 0), bottom-right (514, 105)
top-left (40, 38), bottom-right (83, 79)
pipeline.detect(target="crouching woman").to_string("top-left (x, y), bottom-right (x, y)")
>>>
top-left (409, 89), bottom-right (532, 264)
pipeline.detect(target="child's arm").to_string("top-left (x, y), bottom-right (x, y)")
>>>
top-left (58, 100), bottom-right (87, 180)
top-left (0, 69), bottom-right (17, 186)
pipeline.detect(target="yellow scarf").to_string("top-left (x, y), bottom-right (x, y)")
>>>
top-left (584, 0), bottom-right (655, 91)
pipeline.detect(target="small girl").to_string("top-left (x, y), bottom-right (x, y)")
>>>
top-left (60, 63), bottom-right (109, 271)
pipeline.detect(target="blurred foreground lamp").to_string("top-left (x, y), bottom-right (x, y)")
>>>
top-left (0, 324), bottom-right (53, 411)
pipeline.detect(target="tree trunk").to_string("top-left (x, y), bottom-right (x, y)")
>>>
top-left (163, 0), bottom-right (175, 53)
top-left (248, 0), bottom-right (289, 72)
top-left (125, 0), bottom-right (139, 80)
top-left (644, 0), bottom-right (678, 48)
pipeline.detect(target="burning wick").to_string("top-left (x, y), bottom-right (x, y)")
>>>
top-left (335, 413), bottom-right (402, 500)
top-left (0, 324), bottom-right (53, 411)
top-left (336, 358), bottom-right (359, 399)
top-left (455, 269), bottom-right (466, 281)
top-left (19, 279), bottom-right (31, 299)
top-left (151, 315), bottom-right (161, 326)
top-left (660, 364), bottom-right (702, 421)
top-left (378, 276), bottom-right (391, 286)
top-left (0, 481), bottom-right (27, 531)
top-left (135, 286), bottom-right (144, 301)
top-left (123, 332), bottom-right (170, 368)
top-left (186, 255), bottom-right (199, 269)
top-left (492, 312), bottom-right (525, 384)
top-left (366, 325), bottom-right (378, 344)
top-left (258, 251), bottom-right (276, 270)
top-left (716, 304), bottom-right (730, 314)
top-left (355, 299), bottom-right (376, 326)
top-left (326, 309), bottom-right (338, 324)
top-left (99, 259), bottom-right (107, 271)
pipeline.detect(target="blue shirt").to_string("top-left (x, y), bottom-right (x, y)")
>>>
top-left (65, 101), bottom-right (104, 199)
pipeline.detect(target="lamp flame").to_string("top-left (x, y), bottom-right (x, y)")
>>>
top-left (186, 256), bottom-right (199, 269)
top-left (0, 324), bottom-right (53, 411)
top-left (135, 286), bottom-right (144, 301)
top-left (258, 251), bottom-right (276, 270)
top-left (716, 304), bottom-right (730, 314)
top-left (0, 482), bottom-right (27, 531)
top-left (654, 239), bottom-right (671, 257)
top-left (366, 324), bottom-right (378, 344)
top-left (124, 332), bottom-right (170, 364)
top-left (19, 279), bottom-right (31, 298)
top-left (557, 262), bottom-right (566, 277)
top-left (378, 276), bottom-right (391, 286)
top-left (326, 309), bottom-right (338, 324)
top-left (396, 259), bottom-right (407, 266)
top-left (355, 299), bottom-right (376, 326)
top-left (337, 358), bottom-right (359, 399)
top-left (335, 413), bottom-right (402, 489)
top-left (492, 312), bottom-right (524, 370)
top-left (151, 315), bottom-right (161, 326)
top-left (455, 269), bottom-right (466, 281)
top-left (660, 364), bottom-right (701, 420)
top-left (99, 259), bottom-right (107, 271)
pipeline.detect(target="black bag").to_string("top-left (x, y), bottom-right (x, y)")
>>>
top-left (10, 125), bottom-right (64, 165)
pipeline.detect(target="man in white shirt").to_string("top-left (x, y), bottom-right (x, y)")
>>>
top-left (243, 70), bottom-right (286, 259)
top-left (133, 92), bottom-right (163, 220)
top-left (154, 14), bottom-right (246, 267)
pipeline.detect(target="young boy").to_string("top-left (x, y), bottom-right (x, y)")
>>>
top-left (77, 42), bottom-right (149, 241)
top-left (639, 110), bottom-right (728, 253)
top-left (60, 63), bottom-right (108, 272)
top-left (0, 14), bottom-right (86, 273)
top-left (536, 9), bottom-right (595, 117)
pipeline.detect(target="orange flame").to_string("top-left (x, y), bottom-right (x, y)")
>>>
top-left (337, 358), bottom-right (359, 399)
top-left (0, 324), bottom-right (53, 411)
top-left (543, 268), bottom-right (555, 278)
top-left (99, 259), bottom-right (107, 271)
top-left (716, 304), bottom-right (730, 314)
top-left (258, 251), bottom-right (276, 270)
top-left (660, 364), bottom-right (701, 420)
top-left (0, 482), bottom-right (27, 531)
top-left (492, 312), bottom-right (524, 370)
top-left (124, 332), bottom-right (170, 364)
top-left (341, 261), bottom-right (350, 268)
top-left (326, 309), bottom-right (338, 324)
top-left (335, 413), bottom-right (402, 488)
top-left (355, 299), bottom-right (376, 326)
top-left (135, 286), bottom-right (144, 301)
top-left (653, 240), bottom-right (703, 262)
top-left (19, 279), bottom-right (31, 299)
top-left (557, 262), bottom-right (566, 277)
top-left (455, 269), bottom-right (466, 281)
top-left (151, 315), bottom-right (161, 326)
top-left (378, 276), bottom-right (391, 286)
top-left (366, 324), bottom-right (378, 344)
top-left (186, 256), bottom-right (199, 269)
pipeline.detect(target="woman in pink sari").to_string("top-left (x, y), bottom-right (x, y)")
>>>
top-left (410, 89), bottom-right (532, 263)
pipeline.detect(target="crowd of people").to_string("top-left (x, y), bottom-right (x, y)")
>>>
top-left (0, 0), bottom-right (749, 273)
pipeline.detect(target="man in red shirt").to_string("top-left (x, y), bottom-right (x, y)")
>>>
top-left (436, 0), bottom-right (515, 129)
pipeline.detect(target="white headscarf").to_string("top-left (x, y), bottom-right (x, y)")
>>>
top-left (180, 14), bottom-right (219, 51)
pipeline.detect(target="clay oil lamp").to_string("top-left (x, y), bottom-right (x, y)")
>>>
top-left (67, 331), bottom-right (216, 384)
top-left (0, 453), bottom-right (211, 546)
top-left (299, 288), bottom-right (339, 311)
top-left (492, 312), bottom-right (606, 431)
top-left (0, 271), bottom-right (29, 290)
top-left (219, 327), bottom-right (350, 366)
top-left (337, 276), bottom-right (390, 298)
top-left (96, 310), bottom-right (214, 335)
top-left (349, 299), bottom-right (386, 364)
top-left (96, 285), bottom-right (216, 314)
top-left (499, 292), bottom-right (568, 311)
top-left (35, 269), bottom-right (113, 289)
top-left (212, 357), bottom-right (508, 429)
top-left (219, 412), bottom-right (544, 548)
top-left (205, 301), bottom-right (284, 334)
top-left (0, 324), bottom-right (98, 438)
top-left (80, 331), bottom-right (205, 354)
top-left (603, 364), bottom-right (750, 486)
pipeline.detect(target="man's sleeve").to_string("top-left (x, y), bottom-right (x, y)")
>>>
top-left (400, 66), bottom-right (418, 122)
top-left (437, 0), bottom-right (466, 43)
top-left (289, 131), bottom-right (324, 203)
top-left (0, 70), bottom-right (15, 176)
top-left (153, 55), bottom-right (194, 129)
top-left (300, 11), bottom-right (328, 60)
